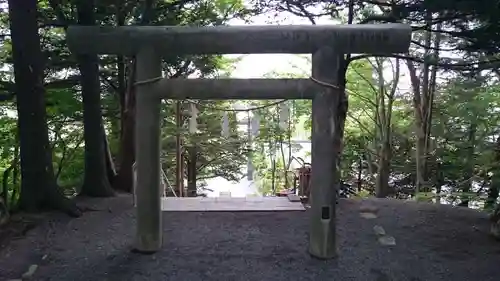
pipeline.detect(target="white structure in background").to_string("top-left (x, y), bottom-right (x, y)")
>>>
top-left (188, 103), bottom-right (199, 134)
top-left (279, 101), bottom-right (289, 130)
top-left (204, 102), bottom-right (260, 197)
top-left (221, 111), bottom-right (230, 137)
top-left (247, 111), bottom-right (260, 181)
top-left (203, 101), bottom-right (312, 198)
top-left (251, 112), bottom-right (260, 136)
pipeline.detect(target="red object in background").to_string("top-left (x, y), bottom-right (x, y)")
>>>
top-left (297, 166), bottom-right (311, 197)
top-left (276, 189), bottom-right (293, 197)
top-left (275, 163), bottom-right (312, 198)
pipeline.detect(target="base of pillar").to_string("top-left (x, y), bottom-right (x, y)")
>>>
top-left (130, 247), bottom-right (159, 255)
top-left (308, 248), bottom-right (337, 260)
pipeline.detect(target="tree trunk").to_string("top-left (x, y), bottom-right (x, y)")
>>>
top-left (407, 18), bottom-right (442, 195)
top-left (103, 125), bottom-right (117, 185)
top-left (115, 0), bottom-right (127, 156)
top-left (375, 142), bottom-right (391, 198)
top-left (76, 0), bottom-right (115, 197)
top-left (331, 0), bottom-right (353, 191)
top-left (486, 136), bottom-right (500, 209)
top-left (1, 163), bottom-right (14, 211)
top-left (0, 197), bottom-right (8, 226)
top-left (114, 0), bottom-right (155, 193)
top-left (435, 161), bottom-right (444, 203)
top-left (459, 122), bottom-right (477, 207)
top-left (331, 61), bottom-right (349, 196)
top-left (112, 0), bottom-right (126, 144)
top-left (489, 137), bottom-right (500, 238)
top-left (186, 146), bottom-right (197, 197)
top-left (407, 61), bottom-right (436, 193)
top-left (357, 156), bottom-right (362, 192)
top-left (372, 58), bottom-right (398, 198)
top-left (8, 0), bottom-right (81, 216)
top-left (175, 100), bottom-right (184, 196)
top-left (114, 61), bottom-right (137, 192)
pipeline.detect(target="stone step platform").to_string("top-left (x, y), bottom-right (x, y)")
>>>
top-left (161, 196), bottom-right (305, 212)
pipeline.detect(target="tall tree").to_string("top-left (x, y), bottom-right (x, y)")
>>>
top-left (406, 19), bottom-right (442, 194)
top-left (75, 0), bottom-right (115, 197)
top-left (353, 58), bottom-right (400, 197)
top-left (8, 0), bottom-right (80, 215)
top-left (113, 0), bottom-right (155, 193)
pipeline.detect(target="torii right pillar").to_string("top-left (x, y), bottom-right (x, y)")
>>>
top-left (309, 46), bottom-right (342, 259)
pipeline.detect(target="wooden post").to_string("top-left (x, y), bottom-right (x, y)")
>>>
top-left (175, 101), bottom-right (184, 197)
top-left (309, 46), bottom-right (341, 259)
top-left (247, 112), bottom-right (253, 181)
top-left (187, 146), bottom-right (197, 197)
top-left (134, 48), bottom-right (163, 253)
top-left (180, 147), bottom-right (185, 196)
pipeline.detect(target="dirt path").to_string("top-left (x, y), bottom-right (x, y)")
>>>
top-left (1, 195), bottom-right (499, 281)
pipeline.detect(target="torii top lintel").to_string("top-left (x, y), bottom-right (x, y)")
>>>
top-left (66, 24), bottom-right (411, 56)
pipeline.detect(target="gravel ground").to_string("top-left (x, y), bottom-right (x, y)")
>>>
top-left (1, 194), bottom-right (500, 281)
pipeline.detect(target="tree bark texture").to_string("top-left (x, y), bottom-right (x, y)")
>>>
top-left (8, 0), bottom-right (80, 216)
top-left (76, 0), bottom-right (115, 197)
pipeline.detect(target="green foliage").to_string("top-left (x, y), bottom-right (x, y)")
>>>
top-left (0, 0), bottom-right (250, 210)
top-left (159, 100), bottom-right (249, 184)
top-left (252, 49), bottom-right (500, 209)
top-left (3, 0), bottom-right (500, 214)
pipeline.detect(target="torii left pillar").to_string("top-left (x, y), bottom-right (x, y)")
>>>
top-left (134, 48), bottom-right (163, 253)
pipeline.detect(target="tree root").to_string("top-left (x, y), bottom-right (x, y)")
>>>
top-left (0, 197), bottom-right (9, 226)
top-left (77, 206), bottom-right (112, 213)
top-left (46, 186), bottom-right (82, 218)
top-left (55, 198), bottom-right (82, 218)
top-left (489, 205), bottom-right (500, 240)
top-left (79, 176), bottom-right (116, 198)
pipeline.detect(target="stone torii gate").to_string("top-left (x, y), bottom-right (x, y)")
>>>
top-left (66, 24), bottom-right (411, 259)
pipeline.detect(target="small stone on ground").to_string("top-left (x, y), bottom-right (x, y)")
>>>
top-left (378, 235), bottom-right (397, 246)
top-left (360, 212), bottom-right (378, 219)
top-left (373, 225), bottom-right (386, 236)
top-left (21, 264), bottom-right (38, 279)
top-left (359, 204), bottom-right (379, 213)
